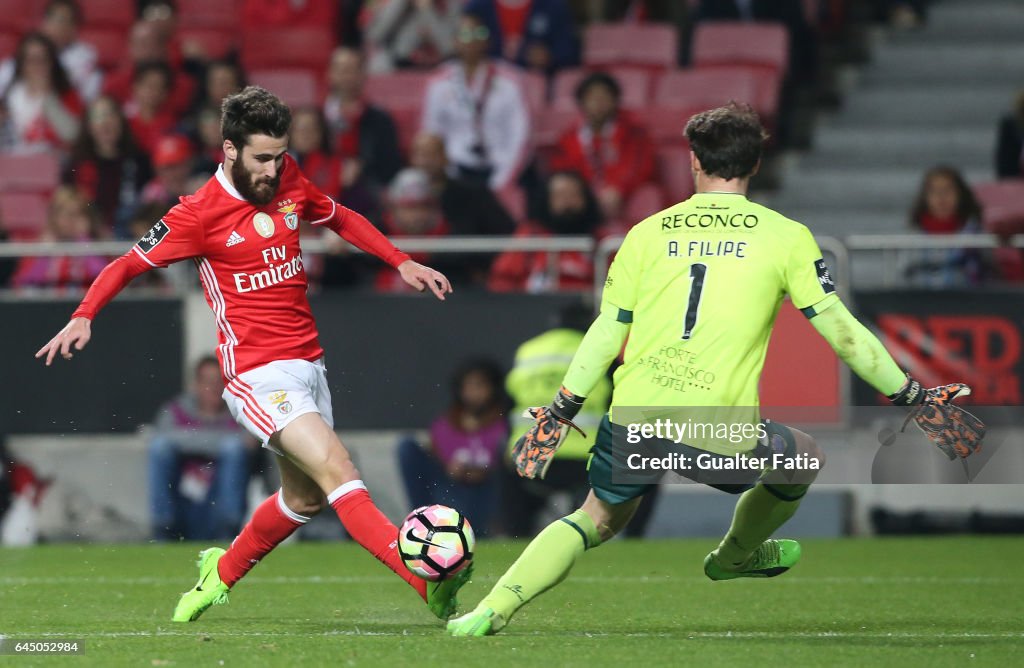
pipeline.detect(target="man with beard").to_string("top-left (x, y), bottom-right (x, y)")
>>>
top-left (34, 86), bottom-right (470, 624)
top-left (489, 171), bottom-right (601, 292)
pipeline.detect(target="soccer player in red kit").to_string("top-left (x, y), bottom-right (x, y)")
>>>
top-left (35, 86), bottom-right (470, 623)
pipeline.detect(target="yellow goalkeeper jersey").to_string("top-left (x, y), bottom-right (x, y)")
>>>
top-left (603, 192), bottom-right (838, 418)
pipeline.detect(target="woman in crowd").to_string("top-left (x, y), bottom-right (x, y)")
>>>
top-left (906, 165), bottom-right (985, 287)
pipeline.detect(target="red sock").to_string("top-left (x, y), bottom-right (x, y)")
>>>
top-left (217, 491), bottom-right (307, 587)
top-left (329, 481), bottom-right (427, 600)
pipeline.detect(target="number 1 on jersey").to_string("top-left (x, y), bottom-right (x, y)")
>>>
top-left (682, 263), bottom-right (707, 340)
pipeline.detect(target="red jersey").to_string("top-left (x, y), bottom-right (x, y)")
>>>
top-left (72, 154), bottom-right (410, 381)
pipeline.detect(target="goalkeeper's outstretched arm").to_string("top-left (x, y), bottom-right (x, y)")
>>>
top-left (562, 306), bottom-right (632, 399)
top-left (806, 298), bottom-right (908, 397)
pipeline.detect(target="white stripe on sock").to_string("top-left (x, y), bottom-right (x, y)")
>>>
top-left (327, 480), bottom-right (367, 505)
top-left (276, 489), bottom-right (311, 524)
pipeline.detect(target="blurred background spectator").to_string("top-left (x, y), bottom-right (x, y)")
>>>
top-left (421, 11), bottom-right (530, 192)
top-left (409, 132), bottom-right (515, 237)
top-left (290, 106), bottom-right (343, 201)
top-left (1, 31), bottom-right (81, 153)
top-left (463, 0), bottom-right (580, 74)
top-left (0, 0), bottom-right (101, 102)
top-left (551, 71), bottom-right (655, 222)
top-left (905, 165), bottom-right (986, 287)
top-left (362, 0), bottom-right (462, 74)
top-left (148, 355), bottom-right (254, 542)
top-left (323, 46), bottom-right (403, 218)
top-left (123, 61), bottom-right (176, 156)
top-left (996, 90), bottom-right (1024, 179)
top-left (102, 19), bottom-right (196, 120)
top-left (11, 185), bottom-right (105, 289)
top-left (376, 166), bottom-right (462, 290)
top-left (490, 171), bottom-right (600, 292)
top-left (398, 358), bottom-right (509, 537)
top-left (64, 95), bottom-right (151, 235)
top-left (139, 133), bottom-right (197, 211)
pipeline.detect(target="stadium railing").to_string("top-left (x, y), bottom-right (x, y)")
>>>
top-left (845, 234), bottom-right (1024, 287)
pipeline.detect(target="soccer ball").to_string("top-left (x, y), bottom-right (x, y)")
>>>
top-left (398, 504), bottom-right (475, 581)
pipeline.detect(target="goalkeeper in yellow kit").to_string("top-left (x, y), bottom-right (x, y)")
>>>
top-left (448, 103), bottom-right (984, 637)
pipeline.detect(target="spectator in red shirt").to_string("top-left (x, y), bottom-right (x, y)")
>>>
top-left (550, 71), bottom-right (655, 221)
top-left (124, 62), bottom-right (178, 157)
top-left (906, 165), bottom-right (985, 287)
top-left (241, 0), bottom-right (339, 29)
top-left (64, 95), bottom-right (152, 235)
top-left (102, 20), bottom-right (196, 119)
top-left (323, 47), bottom-right (403, 195)
top-left (12, 185), bottom-right (107, 289)
top-left (1, 32), bottom-right (82, 153)
top-left (489, 170), bottom-right (601, 292)
top-left (289, 107), bottom-right (343, 201)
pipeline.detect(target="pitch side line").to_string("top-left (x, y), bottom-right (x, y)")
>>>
top-left (0, 575), bottom-right (1017, 586)
top-left (3, 631), bottom-right (1022, 640)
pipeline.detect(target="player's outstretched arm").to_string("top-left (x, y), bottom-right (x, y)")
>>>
top-left (35, 317), bottom-right (92, 366)
top-left (34, 251), bottom-right (151, 366)
top-left (808, 298), bottom-right (984, 458)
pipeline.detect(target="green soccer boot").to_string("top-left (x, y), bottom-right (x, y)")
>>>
top-left (447, 606), bottom-right (505, 637)
top-left (426, 562), bottom-right (474, 620)
top-left (704, 539), bottom-right (802, 581)
top-left (172, 547), bottom-right (230, 622)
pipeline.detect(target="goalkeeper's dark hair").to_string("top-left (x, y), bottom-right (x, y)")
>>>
top-left (221, 86), bottom-right (291, 149)
top-left (684, 102), bottom-right (769, 181)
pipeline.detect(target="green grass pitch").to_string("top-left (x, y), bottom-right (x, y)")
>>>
top-left (1, 538), bottom-right (1021, 666)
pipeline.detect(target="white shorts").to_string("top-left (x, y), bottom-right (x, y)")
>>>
top-left (223, 358), bottom-right (334, 454)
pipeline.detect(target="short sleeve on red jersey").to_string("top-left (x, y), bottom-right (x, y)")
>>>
top-left (132, 200), bottom-right (202, 268)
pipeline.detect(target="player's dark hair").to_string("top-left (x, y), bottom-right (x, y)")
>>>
top-left (910, 165), bottom-right (982, 228)
top-left (684, 103), bottom-right (769, 181)
top-left (13, 31), bottom-right (71, 95)
top-left (194, 354), bottom-right (220, 377)
top-left (575, 71), bottom-right (621, 104)
top-left (220, 85), bottom-right (292, 149)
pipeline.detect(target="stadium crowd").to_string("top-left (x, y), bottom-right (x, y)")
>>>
top-left (0, 0), bottom-right (1020, 292)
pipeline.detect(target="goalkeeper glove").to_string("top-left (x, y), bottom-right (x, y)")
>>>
top-left (888, 376), bottom-right (985, 460)
top-left (511, 386), bottom-right (587, 479)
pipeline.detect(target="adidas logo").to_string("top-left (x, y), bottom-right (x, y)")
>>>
top-left (226, 231), bottom-right (246, 247)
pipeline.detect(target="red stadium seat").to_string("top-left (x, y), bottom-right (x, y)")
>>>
top-left (78, 27), bottom-right (125, 70)
top-left (533, 109), bottom-right (576, 150)
top-left (518, 70), bottom-right (547, 114)
top-left (389, 107), bottom-right (420, 158)
top-left (176, 0), bottom-right (240, 29)
top-left (0, 152), bottom-right (60, 193)
top-left (637, 107), bottom-right (691, 144)
top-left (624, 182), bottom-right (665, 222)
top-left (364, 71), bottom-right (432, 112)
top-left (0, 192), bottom-right (48, 237)
top-left (691, 22), bottom-right (789, 75)
top-left (552, 67), bottom-right (652, 112)
top-left (656, 69), bottom-right (757, 108)
top-left (249, 68), bottom-right (319, 108)
top-left (658, 145), bottom-right (695, 204)
top-left (975, 180), bottom-right (1024, 236)
top-left (0, 30), bottom-right (19, 61)
top-left (241, 28), bottom-right (335, 73)
top-left (0, 0), bottom-right (44, 31)
top-left (583, 23), bottom-right (677, 70)
top-left (80, 0), bottom-right (135, 29)
top-left (178, 28), bottom-right (238, 61)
